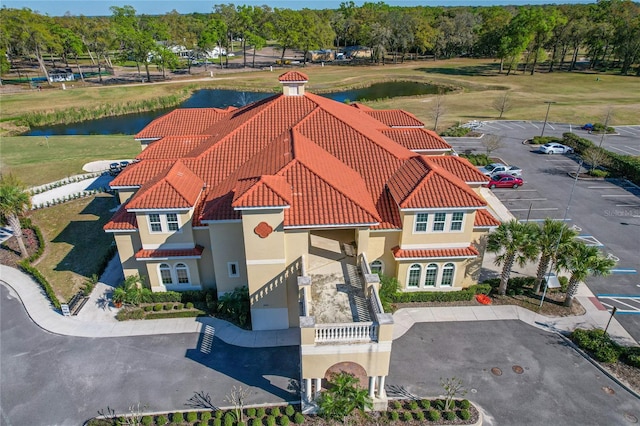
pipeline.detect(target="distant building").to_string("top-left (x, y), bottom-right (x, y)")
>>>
top-left (305, 49), bottom-right (335, 62)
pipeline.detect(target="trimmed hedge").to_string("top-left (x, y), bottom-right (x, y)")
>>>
top-left (440, 126), bottom-right (471, 137)
top-left (18, 260), bottom-right (61, 309)
top-left (21, 218), bottom-right (44, 263)
top-left (530, 135), bottom-right (561, 145)
top-left (389, 284), bottom-right (492, 304)
top-left (143, 309), bottom-right (206, 319)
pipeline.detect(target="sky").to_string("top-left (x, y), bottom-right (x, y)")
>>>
top-left (3, 0), bottom-right (596, 16)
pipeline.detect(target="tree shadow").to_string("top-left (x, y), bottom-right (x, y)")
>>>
top-left (415, 64), bottom-right (500, 77)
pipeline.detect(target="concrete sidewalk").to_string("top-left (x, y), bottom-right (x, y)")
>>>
top-left (1, 262), bottom-right (636, 348)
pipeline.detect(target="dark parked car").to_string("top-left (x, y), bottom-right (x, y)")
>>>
top-left (581, 123), bottom-right (594, 131)
top-left (109, 163), bottom-right (121, 176)
top-left (485, 174), bottom-right (524, 189)
top-left (119, 160), bottom-right (130, 168)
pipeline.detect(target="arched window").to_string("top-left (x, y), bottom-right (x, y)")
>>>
top-left (424, 263), bottom-right (438, 287)
top-left (175, 263), bottom-right (190, 284)
top-left (159, 263), bottom-right (173, 285)
top-left (441, 263), bottom-right (455, 287)
top-left (407, 264), bottom-right (421, 288)
top-left (370, 260), bottom-right (383, 275)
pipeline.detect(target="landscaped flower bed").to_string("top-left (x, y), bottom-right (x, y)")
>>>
top-left (86, 399), bottom-right (480, 426)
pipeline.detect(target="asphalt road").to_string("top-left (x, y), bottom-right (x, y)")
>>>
top-left (0, 285), bottom-right (299, 426)
top-left (388, 321), bottom-right (640, 426)
top-left (446, 121), bottom-right (640, 343)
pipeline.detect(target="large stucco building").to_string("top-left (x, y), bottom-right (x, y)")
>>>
top-left (105, 71), bottom-right (500, 406)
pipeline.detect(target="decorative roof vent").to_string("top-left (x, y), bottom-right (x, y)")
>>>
top-left (278, 71), bottom-right (308, 96)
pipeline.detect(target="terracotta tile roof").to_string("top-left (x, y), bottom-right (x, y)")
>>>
top-left (110, 160), bottom-right (174, 187)
top-left (381, 128), bottom-right (452, 151)
top-left (137, 135), bottom-right (212, 160)
top-left (392, 245), bottom-right (479, 259)
top-left (363, 110), bottom-right (424, 127)
top-left (387, 157), bottom-right (487, 209)
top-left (135, 245), bottom-right (204, 260)
top-left (103, 204), bottom-right (137, 231)
top-left (279, 71), bottom-right (309, 82)
top-left (233, 175), bottom-right (292, 208)
top-left (426, 156), bottom-right (490, 183)
top-left (135, 109), bottom-right (228, 140)
top-left (127, 161), bottom-right (204, 209)
top-left (474, 209), bottom-right (501, 227)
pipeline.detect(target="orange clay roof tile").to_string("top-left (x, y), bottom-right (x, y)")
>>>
top-left (135, 245), bottom-right (204, 259)
top-left (426, 156), bottom-right (490, 183)
top-left (279, 71), bottom-right (309, 81)
top-left (392, 246), bottom-right (479, 259)
top-left (363, 110), bottom-right (424, 127)
top-left (135, 109), bottom-right (228, 139)
top-left (474, 209), bottom-right (501, 227)
top-left (381, 128), bottom-right (452, 151)
top-left (127, 161), bottom-right (204, 209)
top-left (103, 204), bottom-right (138, 231)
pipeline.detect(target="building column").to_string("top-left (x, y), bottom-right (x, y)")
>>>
top-left (377, 375), bottom-right (386, 398)
top-left (368, 376), bottom-right (376, 398)
top-left (305, 378), bottom-right (312, 403)
top-left (314, 378), bottom-right (322, 400)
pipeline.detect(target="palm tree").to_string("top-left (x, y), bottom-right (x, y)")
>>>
top-left (486, 219), bottom-right (540, 296)
top-left (0, 175), bottom-right (32, 258)
top-left (558, 241), bottom-right (616, 308)
top-left (533, 219), bottom-right (578, 293)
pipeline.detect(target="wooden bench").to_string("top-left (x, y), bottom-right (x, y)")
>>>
top-left (67, 291), bottom-right (89, 316)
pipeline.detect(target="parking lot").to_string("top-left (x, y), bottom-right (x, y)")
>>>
top-left (445, 120), bottom-right (640, 342)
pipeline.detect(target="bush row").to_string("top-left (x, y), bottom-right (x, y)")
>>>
top-left (20, 218), bottom-right (44, 263)
top-left (440, 126), bottom-right (471, 137)
top-left (28, 173), bottom-right (101, 195)
top-left (571, 328), bottom-right (640, 367)
top-left (115, 307), bottom-right (205, 321)
top-left (389, 284), bottom-right (491, 304)
top-left (529, 136), bottom-right (561, 145)
top-left (562, 132), bottom-right (640, 185)
top-left (31, 188), bottom-right (109, 210)
top-left (459, 153), bottom-right (491, 166)
top-left (17, 260), bottom-right (61, 310)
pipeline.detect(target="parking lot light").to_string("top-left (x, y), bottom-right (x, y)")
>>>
top-left (540, 101), bottom-right (556, 137)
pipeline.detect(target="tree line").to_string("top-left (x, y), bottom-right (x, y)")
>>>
top-left (1, 0), bottom-right (639, 85)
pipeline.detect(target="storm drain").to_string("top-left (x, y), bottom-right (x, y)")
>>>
top-left (624, 413), bottom-right (638, 423)
top-left (512, 365), bottom-right (524, 374)
top-left (491, 367), bottom-right (502, 376)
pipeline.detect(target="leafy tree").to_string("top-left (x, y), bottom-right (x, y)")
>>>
top-left (317, 372), bottom-right (372, 421)
top-left (111, 5), bottom-right (156, 82)
top-left (297, 9), bottom-right (335, 66)
top-left (558, 241), bottom-right (615, 308)
top-left (487, 220), bottom-right (540, 295)
top-left (199, 16), bottom-right (227, 69)
top-left (533, 219), bottom-right (578, 293)
top-left (0, 175), bottom-right (32, 258)
top-left (151, 44), bottom-right (180, 79)
top-left (272, 8), bottom-right (303, 61)
top-left (85, 17), bottom-right (114, 82)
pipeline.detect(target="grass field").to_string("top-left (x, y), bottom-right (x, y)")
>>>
top-left (2, 59), bottom-right (638, 135)
top-left (30, 194), bottom-right (117, 301)
top-left (0, 135), bottom-right (140, 186)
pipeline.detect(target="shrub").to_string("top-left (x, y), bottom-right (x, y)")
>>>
top-left (141, 416), bottom-right (153, 426)
top-left (285, 406), bottom-right (295, 417)
top-left (156, 415), bottom-right (168, 425)
top-left (256, 407), bottom-right (266, 418)
top-left (408, 400), bottom-right (418, 410)
top-left (624, 347), bottom-right (640, 368)
top-left (392, 400), bottom-right (402, 410)
top-left (153, 303), bottom-right (163, 312)
top-left (247, 408), bottom-right (257, 417)
top-left (572, 328), bottom-right (623, 362)
top-left (279, 416), bottom-right (290, 426)
top-left (420, 399), bottom-right (431, 409)
top-left (459, 399), bottom-right (470, 409)
top-left (186, 411), bottom-right (198, 422)
top-left (317, 372), bottom-right (372, 420)
top-left (174, 302), bottom-right (184, 310)
top-left (266, 416), bottom-right (276, 426)
top-left (530, 135), bottom-right (561, 145)
top-left (428, 410), bottom-right (441, 422)
top-left (150, 291), bottom-right (182, 303)
top-left (293, 413), bottom-right (304, 424)
top-left (217, 286), bottom-right (251, 327)
top-left (389, 411), bottom-right (399, 421)
top-left (215, 410), bottom-right (224, 419)
top-left (213, 419), bottom-right (222, 426)
top-left (415, 410), bottom-right (425, 421)
top-left (434, 399), bottom-right (446, 410)
top-left (251, 418), bottom-right (263, 426)
top-left (18, 261), bottom-right (61, 309)
top-left (224, 412), bottom-right (234, 426)
top-left (163, 303), bottom-right (173, 311)
top-left (460, 153), bottom-right (491, 166)
top-left (186, 302), bottom-right (195, 309)
top-left (115, 308), bottom-right (145, 321)
top-left (440, 126), bottom-right (471, 137)
top-left (460, 409), bottom-right (471, 420)
top-left (589, 169), bottom-right (609, 178)
top-left (402, 411), bottom-right (413, 421)
top-left (270, 407), bottom-right (281, 417)
top-left (172, 412), bottom-right (184, 423)
top-left (445, 410), bottom-right (457, 421)
top-left (201, 411), bottom-right (212, 423)
top-left (143, 305), bottom-right (153, 312)
top-left (144, 309), bottom-right (205, 319)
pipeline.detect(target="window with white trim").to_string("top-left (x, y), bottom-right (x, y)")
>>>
top-left (441, 263), bottom-right (455, 287)
top-left (433, 213), bottom-right (446, 232)
top-left (175, 263), bottom-right (190, 284)
top-left (149, 214), bottom-right (162, 232)
top-left (407, 264), bottom-right (421, 288)
top-left (450, 212), bottom-right (464, 231)
top-left (228, 262), bottom-right (239, 278)
top-left (414, 213), bottom-right (428, 232)
top-left (424, 263), bottom-right (438, 287)
top-left (166, 213), bottom-right (179, 231)
top-left (370, 260), bottom-right (383, 275)
top-left (159, 263), bottom-right (172, 284)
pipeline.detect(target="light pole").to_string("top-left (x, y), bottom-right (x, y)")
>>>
top-left (540, 101), bottom-right (556, 137)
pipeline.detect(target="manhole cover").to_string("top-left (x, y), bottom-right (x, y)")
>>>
top-left (491, 367), bottom-right (502, 376)
top-left (624, 413), bottom-right (638, 423)
top-left (602, 386), bottom-right (615, 395)
top-left (512, 365), bottom-right (524, 374)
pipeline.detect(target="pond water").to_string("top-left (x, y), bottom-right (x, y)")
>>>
top-left (26, 81), bottom-right (444, 136)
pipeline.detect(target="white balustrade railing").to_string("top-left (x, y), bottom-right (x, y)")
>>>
top-left (315, 322), bottom-right (378, 343)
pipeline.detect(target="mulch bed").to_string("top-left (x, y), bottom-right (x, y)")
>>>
top-left (0, 229), bottom-right (40, 268)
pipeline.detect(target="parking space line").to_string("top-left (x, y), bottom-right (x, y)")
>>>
top-left (503, 198), bottom-right (547, 201)
top-left (610, 268), bottom-right (638, 274)
top-left (601, 194), bottom-right (637, 197)
top-left (624, 146), bottom-right (640, 153)
top-left (576, 235), bottom-right (604, 247)
top-left (529, 122), bottom-right (539, 129)
top-left (608, 146), bottom-right (637, 155)
top-left (615, 203), bottom-right (640, 207)
top-left (511, 122), bottom-right (526, 129)
top-left (588, 186), bottom-right (615, 189)
top-left (481, 123), bottom-right (500, 130)
top-left (510, 207), bottom-right (558, 212)
top-left (520, 218), bottom-right (572, 222)
top-left (617, 128), bottom-right (637, 135)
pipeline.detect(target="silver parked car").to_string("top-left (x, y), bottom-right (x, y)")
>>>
top-left (539, 142), bottom-right (574, 154)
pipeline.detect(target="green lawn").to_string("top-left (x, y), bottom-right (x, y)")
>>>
top-left (0, 135), bottom-right (140, 186)
top-left (30, 194), bottom-right (117, 302)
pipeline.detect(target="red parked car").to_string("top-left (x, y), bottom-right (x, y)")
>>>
top-left (486, 174), bottom-right (524, 189)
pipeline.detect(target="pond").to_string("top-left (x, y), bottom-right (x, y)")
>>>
top-left (25, 81), bottom-right (445, 136)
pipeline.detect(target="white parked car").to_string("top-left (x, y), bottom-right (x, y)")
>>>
top-left (539, 143), bottom-right (574, 154)
top-left (477, 163), bottom-right (522, 177)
